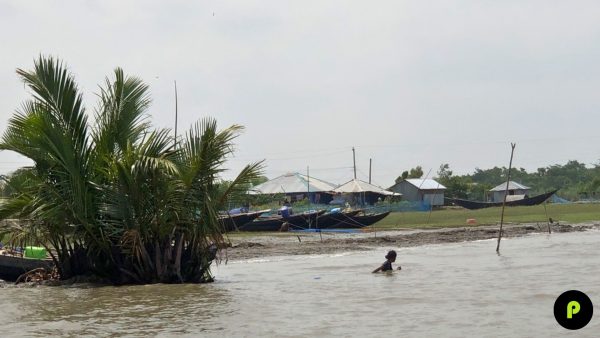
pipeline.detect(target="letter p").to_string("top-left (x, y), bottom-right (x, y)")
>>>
top-left (567, 301), bottom-right (580, 319)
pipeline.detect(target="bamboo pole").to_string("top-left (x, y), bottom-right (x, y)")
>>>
top-left (369, 158), bottom-right (372, 184)
top-left (543, 201), bottom-right (551, 234)
top-left (352, 147), bottom-right (356, 179)
top-left (174, 80), bottom-right (178, 147)
top-left (496, 143), bottom-right (516, 253)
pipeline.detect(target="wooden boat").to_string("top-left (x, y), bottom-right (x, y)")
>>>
top-left (331, 211), bottom-right (391, 228)
top-left (315, 209), bottom-right (362, 229)
top-left (238, 216), bottom-right (284, 232)
top-left (219, 209), bottom-right (270, 231)
top-left (0, 254), bottom-right (53, 282)
top-left (239, 210), bottom-right (326, 231)
top-left (446, 190), bottom-right (558, 210)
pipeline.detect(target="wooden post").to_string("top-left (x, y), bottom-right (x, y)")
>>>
top-left (496, 143), bottom-right (516, 253)
top-left (352, 147), bottom-right (357, 179)
top-left (543, 201), bottom-right (551, 234)
top-left (369, 158), bottom-right (372, 184)
top-left (307, 166), bottom-right (311, 229)
top-left (174, 80), bottom-right (178, 147)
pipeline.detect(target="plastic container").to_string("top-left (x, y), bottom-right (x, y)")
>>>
top-left (24, 246), bottom-right (47, 259)
top-left (280, 206), bottom-right (290, 218)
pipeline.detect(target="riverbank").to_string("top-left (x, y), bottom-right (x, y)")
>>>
top-left (220, 222), bottom-right (600, 261)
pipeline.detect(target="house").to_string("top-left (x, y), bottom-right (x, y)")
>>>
top-left (489, 181), bottom-right (530, 203)
top-left (332, 178), bottom-right (400, 205)
top-left (248, 172), bottom-right (337, 204)
top-left (388, 178), bottom-right (446, 206)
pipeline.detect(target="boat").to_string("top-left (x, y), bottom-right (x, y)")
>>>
top-left (330, 211), bottom-right (391, 228)
top-left (219, 209), bottom-right (270, 231)
top-left (239, 210), bottom-right (326, 231)
top-left (238, 216), bottom-right (284, 232)
top-left (315, 209), bottom-right (362, 229)
top-left (0, 254), bottom-right (54, 282)
top-left (445, 190), bottom-right (558, 210)
top-left (282, 209), bottom-right (326, 229)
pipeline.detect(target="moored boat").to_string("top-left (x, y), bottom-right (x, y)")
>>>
top-left (446, 190), bottom-right (558, 210)
top-left (0, 254), bottom-right (54, 282)
top-left (239, 210), bottom-right (326, 231)
top-left (219, 209), bottom-right (270, 231)
top-left (315, 209), bottom-right (362, 229)
top-left (331, 211), bottom-right (391, 228)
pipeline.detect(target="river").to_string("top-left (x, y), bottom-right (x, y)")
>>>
top-left (1, 230), bottom-right (599, 337)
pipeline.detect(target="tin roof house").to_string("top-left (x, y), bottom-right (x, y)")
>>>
top-left (489, 181), bottom-right (531, 203)
top-left (388, 178), bottom-right (446, 206)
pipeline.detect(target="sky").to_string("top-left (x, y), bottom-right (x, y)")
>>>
top-left (1, 1), bottom-right (600, 188)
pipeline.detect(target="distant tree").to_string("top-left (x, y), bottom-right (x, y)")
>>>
top-left (395, 166), bottom-right (423, 184)
top-left (437, 163), bottom-right (452, 181)
top-left (435, 164), bottom-right (469, 199)
top-left (395, 171), bottom-right (408, 184)
top-left (409, 166), bottom-right (424, 179)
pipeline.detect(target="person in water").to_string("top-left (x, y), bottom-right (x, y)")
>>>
top-left (372, 250), bottom-right (401, 273)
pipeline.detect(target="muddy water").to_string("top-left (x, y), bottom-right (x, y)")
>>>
top-left (1, 231), bottom-right (599, 337)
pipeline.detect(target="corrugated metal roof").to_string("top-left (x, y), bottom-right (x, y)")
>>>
top-left (248, 172), bottom-right (337, 194)
top-left (490, 181), bottom-right (530, 192)
top-left (333, 179), bottom-right (401, 196)
top-left (404, 179), bottom-right (446, 190)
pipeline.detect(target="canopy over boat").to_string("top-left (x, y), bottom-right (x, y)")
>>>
top-left (333, 179), bottom-right (400, 196)
top-left (248, 172), bottom-right (336, 195)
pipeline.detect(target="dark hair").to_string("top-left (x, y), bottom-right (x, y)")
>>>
top-left (385, 250), bottom-right (397, 260)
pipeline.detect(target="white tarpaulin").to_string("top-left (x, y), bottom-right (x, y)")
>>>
top-left (248, 172), bottom-right (337, 195)
top-left (333, 179), bottom-right (401, 196)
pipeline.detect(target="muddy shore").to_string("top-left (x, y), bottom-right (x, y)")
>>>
top-left (219, 222), bottom-right (600, 261)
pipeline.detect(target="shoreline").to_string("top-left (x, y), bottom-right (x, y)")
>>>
top-left (219, 222), bottom-right (600, 262)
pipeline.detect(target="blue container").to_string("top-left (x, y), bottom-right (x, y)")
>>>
top-left (280, 206), bottom-right (291, 218)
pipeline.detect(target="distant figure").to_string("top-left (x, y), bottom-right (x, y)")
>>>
top-left (372, 250), bottom-right (401, 273)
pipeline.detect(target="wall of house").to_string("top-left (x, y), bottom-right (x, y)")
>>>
top-left (491, 189), bottom-right (530, 203)
top-left (391, 182), bottom-right (420, 201)
top-left (391, 182), bottom-right (445, 206)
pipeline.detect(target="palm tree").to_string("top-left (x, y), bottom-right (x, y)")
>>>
top-left (0, 56), bottom-right (263, 284)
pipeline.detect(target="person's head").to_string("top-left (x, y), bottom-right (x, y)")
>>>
top-left (385, 250), bottom-right (397, 262)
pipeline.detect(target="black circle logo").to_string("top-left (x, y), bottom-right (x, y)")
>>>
top-left (554, 290), bottom-right (593, 330)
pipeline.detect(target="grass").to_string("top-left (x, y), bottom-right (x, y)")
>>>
top-left (221, 203), bottom-right (600, 239)
top-left (372, 203), bottom-right (600, 230)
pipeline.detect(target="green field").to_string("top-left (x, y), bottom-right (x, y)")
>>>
top-left (372, 203), bottom-right (600, 229)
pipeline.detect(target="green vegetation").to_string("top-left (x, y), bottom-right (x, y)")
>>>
top-left (0, 57), bottom-right (263, 284)
top-left (372, 203), bottom-right (600, 229)
top-left (434, 162), bottom-right (600, 201)
top-left (390, 162), bottom-right (600, 202)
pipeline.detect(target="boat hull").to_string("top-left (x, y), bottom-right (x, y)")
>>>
top-left (239, 210), bottom-right (326, 231)
top-left (446, 190), bottom-right (558, 210)
top-left (331, 211), bottom-right (391, 228)
top-left (219, 210), bottom-right (269, 231)
top-left (316, 210), bottom-right (362, 229)
top-left (0, 255), bottom-right (53, 282)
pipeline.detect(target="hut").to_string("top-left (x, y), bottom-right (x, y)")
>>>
top-left (388, 178), bottom-right (446, 206)
top-left (332, 178), bottom-right (400, 206)
top-left (248, 172), bottom-right (336, 204)
top-left (489, 181), bottom-right (530, 203)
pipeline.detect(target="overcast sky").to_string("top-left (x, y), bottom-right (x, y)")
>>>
top-left (1, 1), bottom-right (600, 187)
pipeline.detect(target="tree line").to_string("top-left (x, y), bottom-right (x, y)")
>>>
top-left (400, 161), bottom-right (600, 201)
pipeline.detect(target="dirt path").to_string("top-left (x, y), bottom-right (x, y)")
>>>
top-left (218, 222), bottom-right (600, 261)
